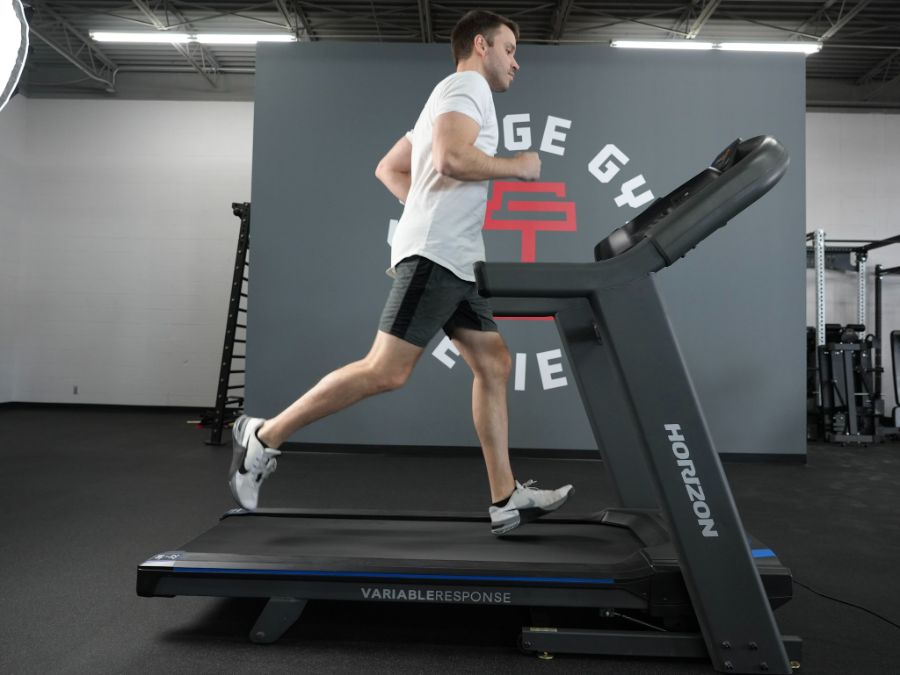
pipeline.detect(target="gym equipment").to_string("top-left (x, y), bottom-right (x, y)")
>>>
top-left (892, 330), bottom-right (900, 428)
top-left (875, 267), bottom-right (900, 430)
top-left (138, 136), bottom-right (799, 674)
top-left (205, 202), bottom-right (250, 446)
top-left (813, 323), bottom-right (881, 444)
top-left (806, 232), bottom-right (900, 443)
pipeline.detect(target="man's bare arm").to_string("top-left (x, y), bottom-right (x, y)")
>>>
top-left (432, 112), bottom-right (540, 182)
top-left (375, 135), bottom-right (413, 202)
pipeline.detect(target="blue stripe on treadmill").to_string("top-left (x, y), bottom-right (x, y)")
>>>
top-left (751, 548), bottom-right (776, 559)
top-left (172, 567), bottom-right (615, 585)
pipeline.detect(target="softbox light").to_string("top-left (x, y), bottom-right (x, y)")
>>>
top-left (0, 0), bottom-right (28, 112)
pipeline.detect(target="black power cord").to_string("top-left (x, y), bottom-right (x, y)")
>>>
top-left (793, 579), bottom-right (900, 630)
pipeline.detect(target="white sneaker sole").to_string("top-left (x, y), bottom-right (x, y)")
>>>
top-left (491, 487), bottom-right (574, 536)
top-left (228, 474), bottom-right (251, 510)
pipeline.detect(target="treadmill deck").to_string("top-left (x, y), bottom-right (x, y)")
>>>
top-left (138, 509), bottom-right (792, 614)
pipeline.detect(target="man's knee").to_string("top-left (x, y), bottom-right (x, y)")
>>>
top-left (368, 362), bottom-right (413, 393)
top-left (362, 331), bottom-right (423, 393)
top-left (474, 341), bottom-right (512, 382)
top-left (494, 346), bottom-right (513, 380)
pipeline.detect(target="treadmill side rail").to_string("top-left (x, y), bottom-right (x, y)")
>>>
top-left (139, 571), bottom-right (651, 611)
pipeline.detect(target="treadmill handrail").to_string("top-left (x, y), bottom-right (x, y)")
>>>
top-left (648, 136), bottom-right (789, 266)
top-left (476, 136), bottom-right (789, 301)
top-left (476, 262), bottom-right (602, 299)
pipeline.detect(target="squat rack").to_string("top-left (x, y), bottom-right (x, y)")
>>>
top-left (807, 231), bottom-right (900, 347)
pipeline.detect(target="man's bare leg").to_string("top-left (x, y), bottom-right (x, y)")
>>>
top-left (257, 331), bottom-right (424, 449)
top-left (451, 327), bottom-right (516, 502)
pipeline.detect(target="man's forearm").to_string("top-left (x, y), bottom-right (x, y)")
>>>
top-left (434, 144), bottom-right (532, 182)
top-left (377, 169), bottom-right (411, 203)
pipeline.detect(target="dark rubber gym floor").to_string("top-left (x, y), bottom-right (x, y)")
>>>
top-left (3, 404), bottom-right (899, 674)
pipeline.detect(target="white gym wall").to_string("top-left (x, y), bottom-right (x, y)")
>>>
top-left (0, 98), bottom-right (253, 405)
top-left (0, 95), bottom-right (26, 403)
top-left (0, 100), bottom-right (897, 412)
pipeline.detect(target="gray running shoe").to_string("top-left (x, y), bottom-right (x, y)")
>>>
top-left (228, 415), bottom-right (281, 510)
top-left (489, 480), bottom-right (574, 535)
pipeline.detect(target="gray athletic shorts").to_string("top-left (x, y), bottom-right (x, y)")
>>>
top-left (379, 256), bottom-right (498, 348)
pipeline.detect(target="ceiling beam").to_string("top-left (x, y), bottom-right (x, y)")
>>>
top-left (273, 0), bottom-right (296, 33)
top-left (793, 0), bottom-right (839, 38)
top-left (571, 5), bottom-right (692, 39)
top-left (550, 0), bottom-right (575, 43)
top-left (669, 1), bottom-right (694, 38)
top-left (686, 0), bottom-right (722, 40)
top-left (131, 0), bottom-right (220, 88)
top-left (418, 0), bottom-right (432, 43)
top-left (274, 0), bottom-right (316, 41)
top-left (856, 48), bottom-right (900, 85)
top-left (28, 4), bottom-right (118, 92)
top-left (820, 0), bottom-right (874, 41)
top-left (795, 0), bottom-right (874, 42)
top-left (858, 48), bottom-right (900, 101)
top-left (863, 70), bottom-right (900, 102)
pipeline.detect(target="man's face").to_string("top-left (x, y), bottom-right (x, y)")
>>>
top-left (480, 24), bottom-right (519, 92)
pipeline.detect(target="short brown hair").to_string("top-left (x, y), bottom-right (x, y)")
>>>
top-left (451, 10), bottom-right (520, 65)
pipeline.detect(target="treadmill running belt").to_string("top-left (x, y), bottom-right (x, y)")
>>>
top-left (172, 513), bottom-right (655, 579)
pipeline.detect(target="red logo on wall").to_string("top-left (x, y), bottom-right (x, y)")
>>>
top-left (483, 182), bottom-right (577, 263)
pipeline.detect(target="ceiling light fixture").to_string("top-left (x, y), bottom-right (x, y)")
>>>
top-left (90, 32), bottom-right (297, 45)
top-left (611, 40), bottom-right (821, 55)
top-left (611, 40), bottom-right (714, 51)
top-left (718, 42), bottom-right (822, 55)
top-left (91, 32), bottom-right (191, 43)
top-left (196, 34), bottom-right (296, 44)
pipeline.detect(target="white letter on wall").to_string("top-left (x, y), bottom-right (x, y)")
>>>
top-left (540, 116), bottom-right (571, 156)
top-left (514, 353), bottom-right (527, 391)
top-left (588, 144), bottom-right (629, 183)
top-left (432, 336), bottom-right (460, 369)
top-left (537, 349), bottom-right (568, 390)
top-left (614, 175), bottom-right (654, 209)
top-left (503, 113), bottom-right (532, 152)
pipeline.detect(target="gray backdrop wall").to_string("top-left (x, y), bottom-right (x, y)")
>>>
top-left (248, 43), bottom-right (806, 456)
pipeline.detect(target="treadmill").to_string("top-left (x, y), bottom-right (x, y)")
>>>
top-left (138, 135), bottom-right (800, 674)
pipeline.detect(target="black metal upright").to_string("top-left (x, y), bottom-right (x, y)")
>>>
top-left (875, 264), bottom-right (900, 432)
top-left (876, 264), bottom-right (900, 398)
top-left (598, 276), bottom-right (790, 674)
top-left (483, 270), bottom-right (792, 674)
top-left (207, 202), bottom-right (251, 446)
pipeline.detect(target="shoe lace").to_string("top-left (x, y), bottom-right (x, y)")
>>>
top-left (519, 479), bottom-right (537, 490)
top-left (261, 458), bottom-right (277, 479)
top-left (250, 449), bottom-right (279, 478)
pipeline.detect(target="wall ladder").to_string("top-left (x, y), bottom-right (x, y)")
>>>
top-left (206, 202), bottom-right (251, 446)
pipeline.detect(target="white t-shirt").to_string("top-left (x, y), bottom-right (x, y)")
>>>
top-left (390, 70), bottom-right (498, 282)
